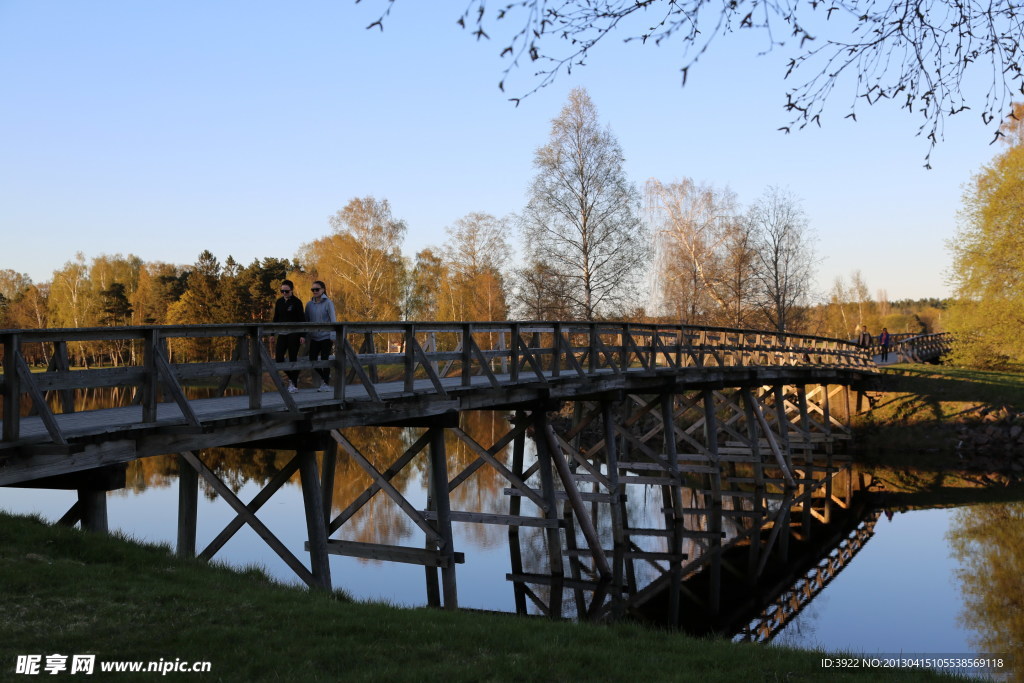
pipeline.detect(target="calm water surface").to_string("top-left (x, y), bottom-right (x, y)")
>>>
top-left (2, 447), bottom-right (1018, 675)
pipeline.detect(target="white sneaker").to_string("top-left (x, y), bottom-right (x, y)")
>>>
top-left (287, 383), bottom-right (299, 394)
top-left (318, 382), bottom-right (330, 392)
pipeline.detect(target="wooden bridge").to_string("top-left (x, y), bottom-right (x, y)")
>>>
top-left (0, 322), bottom-right (948, 623)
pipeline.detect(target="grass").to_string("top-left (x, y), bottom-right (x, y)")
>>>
top-left (0, 512), bottom-right (957, 682)
top-left (851, 362), bottom-right (1024, 469)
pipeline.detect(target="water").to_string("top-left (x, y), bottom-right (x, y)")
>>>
top-left (2, 437), bottom-right (1019, 678)
top-left (773, 507), bottom-right (975, 653)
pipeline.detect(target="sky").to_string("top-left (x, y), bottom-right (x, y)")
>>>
top-left (0, 1), bottom-right (1007, 303)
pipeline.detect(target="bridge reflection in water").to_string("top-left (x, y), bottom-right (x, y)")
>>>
top-left (0, 322), bottom-right (950, 634)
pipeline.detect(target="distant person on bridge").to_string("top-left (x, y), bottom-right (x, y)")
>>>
top-left (879, 327), bottom-right (891, 362)
top-left (272, 280), bottom-right (305, 393)
top-left (305, 280), bottom-right (337, 392)
top-left (858, 326), bottom-right (872, 349)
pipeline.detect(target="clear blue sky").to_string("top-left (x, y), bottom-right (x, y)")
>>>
top-left (0, 1), bottom-right (1004, 302)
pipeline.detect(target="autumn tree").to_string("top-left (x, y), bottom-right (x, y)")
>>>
top-left (522, 87), bottom-right (646, 320)
top-left (947, 103), bottom-right (1024, 367)
top-left (748, 186), bottom-right (816, 333)
top-left (300, 196), bottom-right (407, 321)
top-left (165, 251), bottom-right (231, 361)
top-left (48, 253), bottom-right (94, 331)
top-left (440, 212), bottom-right (510, 322)
top-left (404, 249), bottom-right (446, 321)
top-left (0, 269), bottom-right (32, 328)
top-left (132, 262), bottom-right (186, 325)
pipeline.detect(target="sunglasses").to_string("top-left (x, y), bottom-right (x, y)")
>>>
top-left (280, 289), bottom-right (291, 293)
top-left (311, 287), bottom-right (322, 292)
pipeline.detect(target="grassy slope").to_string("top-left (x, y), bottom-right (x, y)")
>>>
top-left (854, 364), bottom-right (1024, 464)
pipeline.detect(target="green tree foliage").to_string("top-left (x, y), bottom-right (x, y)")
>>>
top-left (99, 283), bottom-right (133, 326)
top-left (522, 87), bottom-right (646, 320)
top-left (948, 103), bottom-right (1024, 367)
top-left (132, 262), bottom-right (186, 325)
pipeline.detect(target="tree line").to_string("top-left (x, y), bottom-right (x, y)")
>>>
top-left (0, 88), bottom-right (946, 366)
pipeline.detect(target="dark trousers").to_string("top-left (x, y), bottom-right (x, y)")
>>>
top-left (309, 338), bottom-right (333, 384)
top-left (275, 333), bottom-right (302, 385)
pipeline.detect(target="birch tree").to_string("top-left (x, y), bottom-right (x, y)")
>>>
top-left (522, 87), bottom-right (646, 320)
top-left (748, 187), bottom-right (816, 333)
top-left (646, 179), bottom-right (752, 326)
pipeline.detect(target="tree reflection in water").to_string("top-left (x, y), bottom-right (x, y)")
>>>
top-left (121, 411), bottom-right (518, 555)
top-left (948, 502), bottom-right (1024, 660)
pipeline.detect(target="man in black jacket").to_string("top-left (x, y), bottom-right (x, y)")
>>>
top-left (272, 280), bottom-right (305, 392)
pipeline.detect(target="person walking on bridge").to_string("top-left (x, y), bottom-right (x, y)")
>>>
top-left (879, 327), bottom-right (891, 362)
top-left (305, 280), bottom-right (337, 392)
top-left (272, 280), bottom-right (305, 393)
top-left (858, 326), bottom-right (872, 349)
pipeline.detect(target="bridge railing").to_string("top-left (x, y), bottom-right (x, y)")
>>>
top-left (865, 332), bottom-right (952, 362)
top-left (1, 321), bottom-right (875, 446)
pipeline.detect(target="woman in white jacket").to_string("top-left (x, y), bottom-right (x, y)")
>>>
top-left (305, 280), bottom-right (337, 392)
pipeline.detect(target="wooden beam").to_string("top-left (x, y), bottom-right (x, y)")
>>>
top-left (181, 450), bottom-right (318, 588)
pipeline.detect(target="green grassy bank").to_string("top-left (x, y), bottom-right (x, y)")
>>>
top-left (0, 512), bottom-right (957, 682)
top-left (854, 363), bottom-right (1024, 471)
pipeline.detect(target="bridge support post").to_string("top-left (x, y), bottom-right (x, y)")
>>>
top-left (797, 386), bottom-right (813, 541)
top-left (298, 448), bottom-right (332, 591)
top-left (77, 489), bottom-right (108, 534)
top-left (741, 389), bottom-right (765, 586)
top-left (177, 453), bottom-right (198, 557)
top-left (533, 410), bottom-right (565, 618)
top-left (320, 441), bottom-right (337, 528)
top-left (602, 400), bottom-right (627, 617)
top-left (660, 393), bottom-right (685, 625)
top-left (507, 410), bottom-right (529, 615)
top-left (426, 425), bottom-right (458, 609)
top-left (702, 389), bottom-right (723, 618)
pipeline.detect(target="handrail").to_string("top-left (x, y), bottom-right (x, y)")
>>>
top-left (864, 332), bottom-right (952, 362)
top-left (1, 321), bottom-right (877, 446)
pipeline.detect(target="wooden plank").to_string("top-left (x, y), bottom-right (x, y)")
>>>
top-left (181, 450), bottom-right (318, 588)
top-left (322, 540), bottom-right (465, 567)
top-left (341, 339), bottom-right (381, 402)
top-left (412, 336), bottom-right (449, 397)
top-left (255, 340), bottom-right (300, 414)
top-left (505, 572), bottom-right (619, 592)
top-left (153, 347), bottom-right (202, 427)
top-left (15, 352), bottom-right (68, 445)
top-left (421, 510), bottom-right (563, 528)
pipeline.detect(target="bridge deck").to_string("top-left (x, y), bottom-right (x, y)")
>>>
top-left (1, 362), bottom-right (865, 485)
